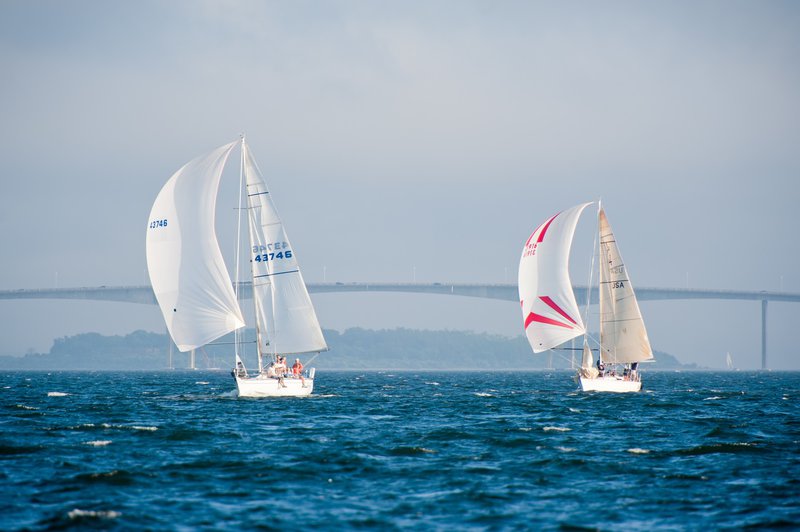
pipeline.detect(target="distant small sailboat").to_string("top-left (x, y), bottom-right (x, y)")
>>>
top-left (518, 202), bottom-right (654, 392)
top-left (726, 352), bottom-right (738, 371)
top-left (146, 137), bottom-right (327, 397)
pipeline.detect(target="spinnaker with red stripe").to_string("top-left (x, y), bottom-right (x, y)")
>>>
top-left (518, 203), bottom-right (591, 352)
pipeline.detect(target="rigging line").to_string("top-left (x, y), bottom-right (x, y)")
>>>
top-left (254, 270), bottom-right (299, 279)
top-left (552, 350), bottom-right (576, 366)
top-left (303, 352), bottom-right (322, 367)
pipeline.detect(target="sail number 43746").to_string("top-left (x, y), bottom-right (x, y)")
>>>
top-left (149, 219), bottom-right (168, 229)
top-left (255, 250), bottom-right (292, 262)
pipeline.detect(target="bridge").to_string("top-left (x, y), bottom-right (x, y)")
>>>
top-left (2, 283), bottom-right (799, 369)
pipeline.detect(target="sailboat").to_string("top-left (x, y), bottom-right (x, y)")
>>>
top-left (146, 137), bottom-right (328, 397)
top-left (518, 202), bottom-right (654, 392)
top-left (726, 352), bottom-right (738, 371)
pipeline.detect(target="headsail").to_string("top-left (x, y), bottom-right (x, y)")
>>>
top-left (518, 203), bottom-right (591, 353)
top-left (146, 141), bottom-right (246, 351)
top-left (598, 208), bottom-right (653, 364)
top-left (243, 141), bottom-right (328, 356)
top-left (579, 341), bottom-right (599, 378)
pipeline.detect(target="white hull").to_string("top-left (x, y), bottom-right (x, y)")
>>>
top-left (579, 374), bottom-right (642, 393)
top-left (234, 374), bottom-right (314, 397)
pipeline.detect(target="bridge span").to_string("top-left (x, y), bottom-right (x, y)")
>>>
top-left (2, 283), bottom-right (799, 369)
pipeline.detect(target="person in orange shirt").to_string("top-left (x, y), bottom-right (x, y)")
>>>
top-left (292, 358), bottom-right (305, 386)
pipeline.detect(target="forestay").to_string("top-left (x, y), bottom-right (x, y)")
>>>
top-left (518, 202), bottom-right (591, 353)
top-left (243, 141), bottom-right (328, 356)
top-left (146, 141), bottom-right (245, 351)
top-left (598, 209), bottom-right (653, 364)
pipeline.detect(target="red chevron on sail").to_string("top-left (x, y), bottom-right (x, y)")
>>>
top-left (524, 311), bottom-right (574, 330)
top-left (539, 295), bottom-right (578, 325)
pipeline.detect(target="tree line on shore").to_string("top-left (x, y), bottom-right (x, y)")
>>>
top-left (0, 328), bottom-right (694, 371)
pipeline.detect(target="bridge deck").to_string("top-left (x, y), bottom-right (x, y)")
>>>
top-left (1, 283), bottom-right (798, 304)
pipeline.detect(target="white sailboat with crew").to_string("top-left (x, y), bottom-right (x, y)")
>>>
top-left (518, 202), bottom-right (654, 392)
top-left (146, 137), bottom-right (327, 397)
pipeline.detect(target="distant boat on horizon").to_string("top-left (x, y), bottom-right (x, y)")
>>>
top-left (518, 201), bottom-right (654, 392)
top-left (726, 352), bottom-right (739, 371)
top-left (146, 137), bottom-right (327, 397)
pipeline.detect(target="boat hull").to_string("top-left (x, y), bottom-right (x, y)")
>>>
top-left (579, 375), bottom-right (642, 393)
top-left (234, 374), bottom-right (314, 397)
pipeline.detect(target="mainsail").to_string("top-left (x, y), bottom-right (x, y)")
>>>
top-left (146, 141), bottom-right (246, 351)
top-left (518, 202), bottom-right (591, 353)
top-left (243, 141), bottom-right (328, 356)
top-left (597, 209), bottom-right (653, 364)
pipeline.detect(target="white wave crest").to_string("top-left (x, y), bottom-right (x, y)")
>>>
top-left (474, 392), bottom-right (494, 397)
top-left (703, 396), bottom-right (723, 401)
top-left (627, 448), bottom-right (650, 454)
top-left (15, 404), bottom-right (38, 410)
top-left (98, 423), bottom-right (158, 432)
top-left (47, 391), bottom-right (69, 397)
top-left (84, 440), bottom-right (112, 447)
top-left (68, 509), bottom-right (121, 520)
top-left (543, 426), bottom-right (571, 432)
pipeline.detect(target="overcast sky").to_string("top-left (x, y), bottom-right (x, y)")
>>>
top-left (1, 1), bottom-right (798, 369)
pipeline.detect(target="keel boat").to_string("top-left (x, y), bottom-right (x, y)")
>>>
top-left (518, 202), bottom-right (654, 392)
top-left (146, 138), bottom-right (327, 397)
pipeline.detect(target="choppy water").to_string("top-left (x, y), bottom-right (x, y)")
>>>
top-left (2, 370), bottom-right (798, 530)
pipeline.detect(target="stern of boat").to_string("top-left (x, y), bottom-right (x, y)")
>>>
top-left (579, 375), bottom-right (642, 393)
top-left (234, 370), bottom-right (315, 398)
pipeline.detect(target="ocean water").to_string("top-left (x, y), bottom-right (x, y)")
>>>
top-left (1, 370), bottom-right (798, 530)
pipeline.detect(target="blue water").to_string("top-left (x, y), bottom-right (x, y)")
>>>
top-left (1, 370), bottom-right (798, 530)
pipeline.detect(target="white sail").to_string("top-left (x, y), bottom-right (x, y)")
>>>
top-left (146, 141), bottom-right (246, 351)
top-left (243, 141), bottom-right (328, 356)
top-left (598, 208), bottom-right (653, 364)
top-left (518, 203), bottom-right (591, 353)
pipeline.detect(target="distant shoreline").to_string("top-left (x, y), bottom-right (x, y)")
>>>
top-left (0, 328), bottom-right (705, 371)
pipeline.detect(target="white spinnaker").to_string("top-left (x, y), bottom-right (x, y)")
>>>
top-left (243, 141), bottom-right (328, 356)
top-left (579, 341), bottom-right (599, 378)
top-left (146, 141), bottom-right (245, 352)
top-left (518, 203), bottom-right (591, 353)
top-left (598, 209), bottom-right (653, 364)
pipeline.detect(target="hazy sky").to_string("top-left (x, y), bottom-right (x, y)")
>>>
top-left (1, 1), bottom-right (798, 369)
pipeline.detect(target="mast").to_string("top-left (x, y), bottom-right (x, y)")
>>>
top-left (234, 136), bottom-right (245, 365)
top-left (241, 137), bottom-right (267, 373)
top-left (594, 199), bottom-right (602, 364)
top-left (582, 200), bottom-right (601, 362)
